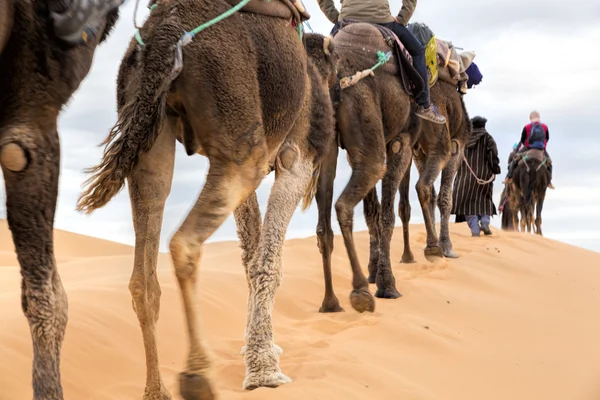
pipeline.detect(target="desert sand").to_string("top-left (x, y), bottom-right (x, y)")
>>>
top-left (1, 219), bottom-right (600, 400)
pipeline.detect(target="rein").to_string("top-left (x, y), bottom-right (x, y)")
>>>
top-left (461, 153), bottom-right (495, 185)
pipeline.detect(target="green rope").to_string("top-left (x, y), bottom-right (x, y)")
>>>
top-left (371, 51), bottom-right (392, 71)
top-left (135, 0), bottom-right (252, 46)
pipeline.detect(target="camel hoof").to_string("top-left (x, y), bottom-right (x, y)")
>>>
top-left (424, 246), bottom-right (444, 262)
top-left (319, 297), bottom-right (344, 313)
top-left (241, 344), bottom-right (283, 356)
top-left (349, 288), bottom-right (375, 313)
top-left (143, 386), bottom-right (172, 400)
top-left (243, 370), bottom-right (292, 390)
top-left (179, 372), bottom-right (215, 400)
top-left (375, 286), bottom-right (403, 299)
top-left (443, 249), bottom-right (458, 259)
top-left (400, 255), bottom-right (416, 264)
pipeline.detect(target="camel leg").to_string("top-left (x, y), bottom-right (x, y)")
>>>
top-left (170, 155), bottom-right (264, 399)
top-left (374, 137), bottom-right (412, 298)
top-left (535, 191), bottom-right (545, 236)
top-left (315, 141), bottom-right (344, 313)
top-left (1, 126), bottom-right (66, 399)
top-left (415, 154), bottom-right (445, 260)
top-left (363, 187), bottom-right (381, 284)
top-left (243, 141), bottom-right (314, 390)
top-left (235, 193), bottom-right (285, 355)
top-left (398, 159), bottom-right (416, 263)
top-left (334, 142), bottom-right (386, 312)
top-left (126, 117), bottom-right (178, 399)
top-left (438, 151), bottom-right (461, 258)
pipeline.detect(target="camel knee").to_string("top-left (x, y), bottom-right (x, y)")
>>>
top-left (169, 232), bottom-right (201, 280)
top-left (335, 200), bottom-right (353, 230)
top-left (316, 224), bottom-right (334, 255)
top-left (129, 273), bottom-right (161, 321)
top-left (415, 182), bottom-right (430, 203)
top-left (0, 142), bottom-right (29, 172)
top-left (21, 279), bottom-right (68, 343)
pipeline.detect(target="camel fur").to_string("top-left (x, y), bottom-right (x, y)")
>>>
top-left (0, 2), bottom-right (121, 399)
top-left (75, 1), bottom-right (336, 397)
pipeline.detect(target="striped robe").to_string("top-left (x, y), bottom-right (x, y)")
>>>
top-left (451, 128), bottom-right (501, 219)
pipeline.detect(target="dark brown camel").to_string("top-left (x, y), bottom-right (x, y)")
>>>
top-left (0, 2), bottom-right (120, 398)
top-left (396, 77), bottom-right (472, 263)
top-left (75, 0), bottom-right (336, 397)
top-left (507, 150), bottom-right (550, 235)
top-left (313, 22), bottom-right (424, 314)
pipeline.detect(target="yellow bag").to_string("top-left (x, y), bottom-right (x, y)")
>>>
top-left (424, 35), bottom-right (438, 87)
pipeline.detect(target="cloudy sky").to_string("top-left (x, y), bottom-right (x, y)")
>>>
top-left (1, 0), bottom-right (599, 253)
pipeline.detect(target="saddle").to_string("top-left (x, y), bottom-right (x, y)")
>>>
top-left (520, 149), bottom-right (546, 163)
top-left (332, 19), bottom-right (424, 98)
top-left (226, 0), bottom-right (310, 24)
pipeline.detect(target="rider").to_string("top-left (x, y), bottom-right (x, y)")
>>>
top-left (317, 0), bottom-right (447, 125)
top-left (504, 110), bottom-right (554, 189)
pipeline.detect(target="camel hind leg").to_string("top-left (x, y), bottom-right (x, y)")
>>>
top-left (126, 117), bottom-right (178, 399)
top-left (374, 136), bottom-right (413, 298)
top-left (1, 126), bottom-right (66, 399)
top-left (169, 148), bottom-right (266, 399)
top-left (315, 140), bottom-right (344, 313)
top-left (535, 190), bottom-right (546, 236)
top-left (398, 158), bottom-right (416, 263)
top-left (438, 149), bottom-right (461, 258)
top-left (243, 136), bottom-right (316, 390)
top-left (363, 187), bottom-right (381, 284)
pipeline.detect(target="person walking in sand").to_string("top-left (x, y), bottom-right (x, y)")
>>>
top-left (451, 116), bottom-right (501, 236)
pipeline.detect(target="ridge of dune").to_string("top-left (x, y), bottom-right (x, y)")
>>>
top-left (0, 219), bottom-right (133, 265)
top-left (1, 221), bottom-right (600, 400)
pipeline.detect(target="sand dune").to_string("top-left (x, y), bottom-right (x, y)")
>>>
top-left (1, 220), bottom-right (599, 400)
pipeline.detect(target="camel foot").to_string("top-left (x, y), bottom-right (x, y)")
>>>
top-left (349, 288), bottom-right (376, 313)
top-left (374, 285), bottom-right (402, 299)
top-left (241, 344), bottom-right (283, 356)
top-left (319, 296), bottom-right (344, 313)
top-left (424, 245), bottom-right (444, 262)
top-left (367, 273), bottom-right (376, 284)
top-left (243, 370), bottom-right (292, 390)
top-left (442, 248), bottom-right (458, 258)
top-left (400, 253), bottom-right (416, 264)
top-left (143, 386), bottom-right (172, 400)
top-left (178, 372), bottom-right (215, 400)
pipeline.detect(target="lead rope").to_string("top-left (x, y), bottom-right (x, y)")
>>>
top-left (461, 154), bottom-right (496, 185)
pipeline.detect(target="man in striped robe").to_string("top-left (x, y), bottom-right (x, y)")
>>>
top-left (451, 116), bottom-right (501, 236)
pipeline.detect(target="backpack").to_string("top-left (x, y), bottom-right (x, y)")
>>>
top-left (407, 22), bottom-right (438, 87)
top-left (527, 123), bottom-right (546, 150)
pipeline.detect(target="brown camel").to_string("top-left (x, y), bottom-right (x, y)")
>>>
top-left (507, 150), bottom-right (550, 235)
top-left (0, 2), bottom-right (121, 398)
top-left (313, 21), bottom-right (424, 313)
top-left (75, 0), bottom-right (336, 397)
top-left (396, 78), bottom-right (472, 263)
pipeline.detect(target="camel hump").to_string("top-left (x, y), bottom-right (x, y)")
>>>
top-left (523, 149), bottom-right (546, 162)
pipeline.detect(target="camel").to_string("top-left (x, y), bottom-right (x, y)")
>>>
top-left (313, 21), bottom-right (425, 313)
top-left (507, 150), bottom-right (550, 235)
top-left (75, 0), bottom-right (337, 397)
top-left (396, 78), bottom-right (472, 263)
top-left (0, 2), bottom-right (121, 398)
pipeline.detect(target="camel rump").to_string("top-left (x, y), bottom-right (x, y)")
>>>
top-left (333, 20), bottom-right (424, 98)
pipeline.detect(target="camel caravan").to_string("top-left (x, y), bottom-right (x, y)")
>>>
top-left (0, 0), bottom-right (552, 399)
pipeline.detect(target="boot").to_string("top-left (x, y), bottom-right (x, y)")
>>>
top-left (415, 104), bottom-right (446, 125)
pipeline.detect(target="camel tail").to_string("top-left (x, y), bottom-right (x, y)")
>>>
top-left (76, 27), bottom-right (180, 214)
top-left (302, 164), bottom-right (321, 211)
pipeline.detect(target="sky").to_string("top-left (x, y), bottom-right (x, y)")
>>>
top-left (1, 0), bottom-right (599, 254)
